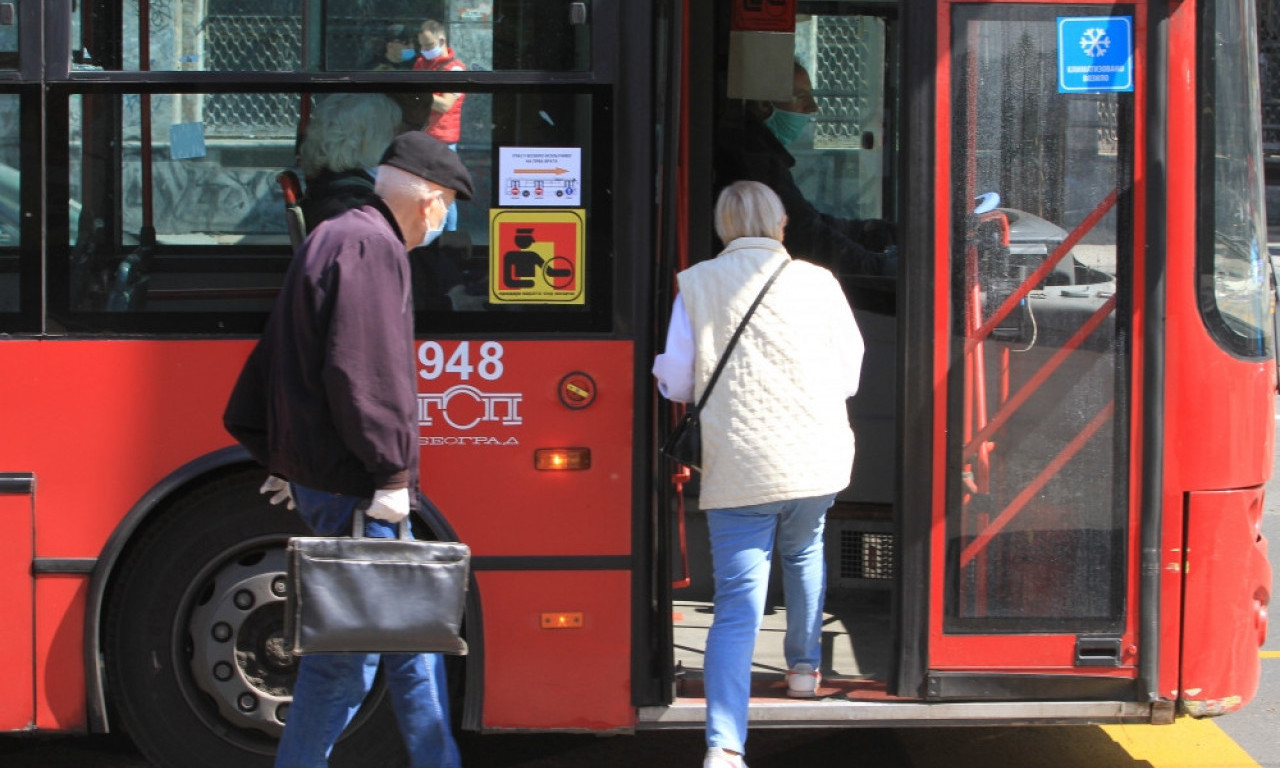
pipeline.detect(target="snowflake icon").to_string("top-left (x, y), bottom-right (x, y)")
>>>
top-left (1078, 27), bottom-right (1111, 58)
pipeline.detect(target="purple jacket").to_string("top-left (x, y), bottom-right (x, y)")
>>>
top-left (224, 200), bottom-right (418, 498)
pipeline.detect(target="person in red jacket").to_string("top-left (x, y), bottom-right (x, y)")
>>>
top-left (387, 19), bottom-right (467, 231)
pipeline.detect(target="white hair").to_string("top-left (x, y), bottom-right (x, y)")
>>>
top-left (299, 93), bottom-right (403, 177)
top-left (714, 180), bottom-right (786, 244)
top-left (373, 164), bottom-right (437, 204)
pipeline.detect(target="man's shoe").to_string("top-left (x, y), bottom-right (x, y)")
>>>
top-left (787, 663), bottom-right (820, 698)
top-left (703, 747), bottom-right (747, 768)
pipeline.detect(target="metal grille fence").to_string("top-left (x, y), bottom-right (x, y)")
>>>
top-left (813, 16), bottom-right (874, 150)
top-left (204, 14), bottom-right (301, 137)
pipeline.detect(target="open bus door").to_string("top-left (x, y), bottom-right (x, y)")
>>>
top-left (657, 0), bottom-right (1154, 725)
top-left (922, 3), bottom-right (1143, 700)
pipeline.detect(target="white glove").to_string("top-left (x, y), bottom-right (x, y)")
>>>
top-left (259, 476), bottom-right (295, 510)
top-left (366, 487), bottom-right (410, 524)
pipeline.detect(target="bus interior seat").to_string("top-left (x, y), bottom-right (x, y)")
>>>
top-left (277, 170), bottom-right (306, 250)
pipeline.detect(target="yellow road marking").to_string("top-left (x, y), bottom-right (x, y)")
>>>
top-left (1100, 720), bottom-right (1260, 767)
top-left (1259, 650), bottom-right (1280, 659)
top-left (897, 719), bottom-right (1261, 767)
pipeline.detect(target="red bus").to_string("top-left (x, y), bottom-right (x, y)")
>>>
top-left (0, 1), bottom-right (1273, 766)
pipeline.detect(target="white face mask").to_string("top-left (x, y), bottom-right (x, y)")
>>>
top-left (419, 195), bottom-right (446, 248)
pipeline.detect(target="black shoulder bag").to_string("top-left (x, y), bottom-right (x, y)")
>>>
top-left (659, 258), bottom-right (789, 471)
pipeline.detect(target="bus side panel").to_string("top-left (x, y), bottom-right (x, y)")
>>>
top-left (413, 340), bottom-right (636, 729)
top-left (1181, 487), bottom-right (1271, 716)
top-left (0, 340), bottom-right (255, 558)
top-left (0, 340), bottom-right (254, 732)
top-left (0, 489), bottom-right (33, 729)
top-left (417, 340), bottom-right (634, 556)
top-left (34, 575), bottom-right (88, 730)
top-left (476, 571), bottom-right (634, 730)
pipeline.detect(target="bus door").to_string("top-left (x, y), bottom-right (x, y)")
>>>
top-left (923, 2), bottom-right (1142, 696)
top-left (657, 0), bottom-right (903, 712)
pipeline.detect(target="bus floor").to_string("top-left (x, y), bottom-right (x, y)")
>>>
top-left (671, 587), bottom-right (895, 702)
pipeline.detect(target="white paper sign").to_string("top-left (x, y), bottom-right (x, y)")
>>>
top-left (497, 147), bottom-right (581, 207)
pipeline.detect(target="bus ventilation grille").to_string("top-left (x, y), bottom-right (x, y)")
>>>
top-left (838, 528), bottom-right (895, 582)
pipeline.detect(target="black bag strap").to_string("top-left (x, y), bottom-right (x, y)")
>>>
top-left (690, 257), bottom-right (789, 414)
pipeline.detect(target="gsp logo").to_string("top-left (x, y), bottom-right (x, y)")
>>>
top-left (418, 385), bottom-right (522, 430)
top-left (417, 341), bottom-right (523, 432)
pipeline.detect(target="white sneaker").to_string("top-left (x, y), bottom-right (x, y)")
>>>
top-left (787, 663), bottom-right (821, 698)
top-left (703, 747), bottom-right (747, 768)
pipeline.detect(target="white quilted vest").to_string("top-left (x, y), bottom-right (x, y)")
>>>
top-left (677, 237), bottom-right (862, 510)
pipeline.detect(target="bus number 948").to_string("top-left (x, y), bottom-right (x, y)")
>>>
top-left (418, 340), bottom-right (505, 382)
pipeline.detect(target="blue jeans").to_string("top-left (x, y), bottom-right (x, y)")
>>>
top-left (275, 485), bottom-right (462, 768)
top-left (703, 494), bottom-right (835, 755)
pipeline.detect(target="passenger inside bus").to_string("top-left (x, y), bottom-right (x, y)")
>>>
top-left (296, 93), bottom-right (402, 232)
top-left (714, 61), bottom-right (897, 279)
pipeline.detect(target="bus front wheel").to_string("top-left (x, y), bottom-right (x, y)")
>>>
top-left (102, 468), bottom-right (408, 768)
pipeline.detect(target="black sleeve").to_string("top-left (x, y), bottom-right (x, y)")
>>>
top-left (321, 237), bottom-right (417, 491)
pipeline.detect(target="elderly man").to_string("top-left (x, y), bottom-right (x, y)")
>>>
top-left (224, 131), bottom-right (474, 768)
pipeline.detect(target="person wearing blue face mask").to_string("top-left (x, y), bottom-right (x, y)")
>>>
top-left (715, 61), bottom-right (896, 280)
top-left (225, 132), bottom-right (474, 768)
top-left (387, 20), bottom-right (468, 235)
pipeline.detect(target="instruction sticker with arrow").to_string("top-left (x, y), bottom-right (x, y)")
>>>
top-left (498, 147), bottom-right (582, 207)
top-left (488, 209), bottom-right (586, 305)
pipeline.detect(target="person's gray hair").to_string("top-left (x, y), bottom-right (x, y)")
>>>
top-left (714, 180), bottom-right (786, 244)
top-left (373, 164), bottom-right (437, 204)
top-left (299, 93), bottom-right (403, 177)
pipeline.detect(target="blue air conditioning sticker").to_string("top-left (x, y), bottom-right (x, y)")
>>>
top-left (1058, 16), bottom-right (1134, 94)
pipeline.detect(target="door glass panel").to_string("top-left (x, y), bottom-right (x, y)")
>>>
top-left (77, 0), bottom-right (590, 72)
top-left (0, 93), bottom-right (18, 314)
top-left (0, 1), bottom-right (16, 70)
top-left (945, 5), bottom-right (1132, 633)
top-left (795, 13), bottom-right (887, 222)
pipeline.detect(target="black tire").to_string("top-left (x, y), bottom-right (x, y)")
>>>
top-left (102, 468), bottom-right (408, 768)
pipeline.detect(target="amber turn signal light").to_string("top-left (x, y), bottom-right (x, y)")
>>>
top-left (534, 448), bottom-right (591, 470)
top-left (541, 612), bottom-right (584, 629)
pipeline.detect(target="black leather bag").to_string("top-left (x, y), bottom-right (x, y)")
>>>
top-left (285, 509), bottom-right (470, 655)
top-left (660, 411), bottom-right (702, 470)
top-left (659, 259), bottom-right (788, 472)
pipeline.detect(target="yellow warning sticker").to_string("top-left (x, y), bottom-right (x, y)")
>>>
top-left (488, 209), bottom-right (586, 305)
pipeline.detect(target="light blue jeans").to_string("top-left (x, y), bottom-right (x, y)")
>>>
top-left (275, 484), bottom-right (462, 768)
top-left (704, 494), bottom-right (835, 755)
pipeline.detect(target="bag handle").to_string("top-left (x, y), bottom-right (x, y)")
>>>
top-left (352, 506), bottom-right (412, 540)
top-left (691, 257), bottom-right (789, 414)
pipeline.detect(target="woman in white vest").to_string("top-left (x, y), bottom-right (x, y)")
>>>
top-left (653, 180), bottom-right (865, 768)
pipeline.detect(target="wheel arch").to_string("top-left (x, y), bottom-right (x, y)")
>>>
top-left (84, 445), bottom-right (255, 733)
top-left (84, 448), bottom-right (485, 735)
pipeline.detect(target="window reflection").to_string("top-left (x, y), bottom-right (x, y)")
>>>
top-left (84, 0), bottom-right (590, 73)
top-left (946, 8), bottom-right (1131, 633)
top-left (1202, 0), bottom-right (1273, 358)
top-left (61, 89), bottom-right (596, 324)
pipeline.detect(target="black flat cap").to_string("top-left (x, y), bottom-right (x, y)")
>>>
top-left (379, 131), bottom-right (475, 200)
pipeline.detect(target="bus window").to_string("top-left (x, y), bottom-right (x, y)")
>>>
top-left (0, 1), bottom-right (15, 70)
top-left (946, 5), bottom-right (1132, 633)
top-left (794, 12), bottom-right (890, 223)
top-left (53, 88), bottom-right (607, 334)
top-left (1198, 0), bottom-right (1273, 359)
top-left (0, 92), bottom-right (18, 314)
top-left (79, 0), bottom-right (590, 73)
